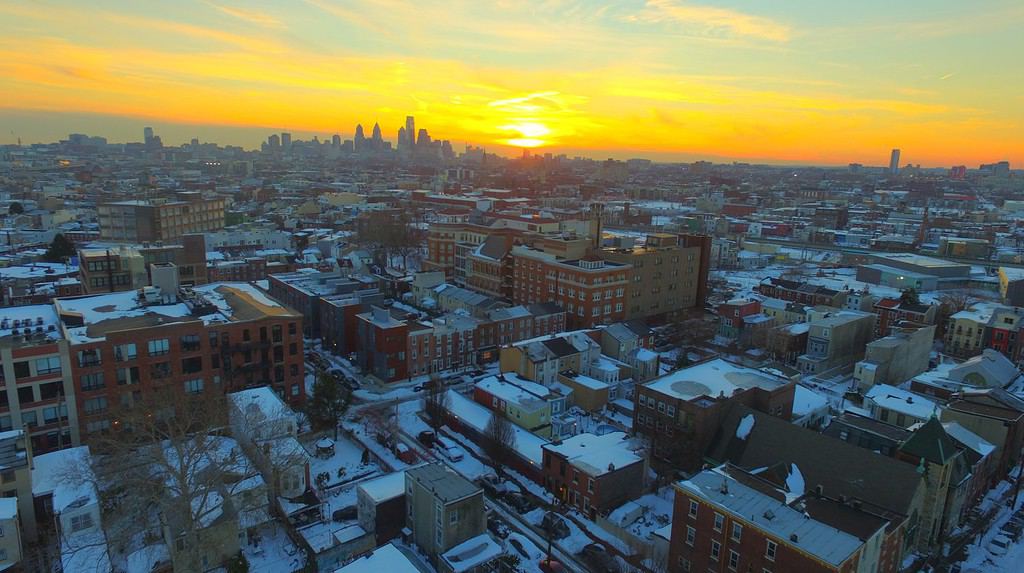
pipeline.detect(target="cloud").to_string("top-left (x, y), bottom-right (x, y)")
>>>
top-left (629, 0), bottom-right (791, 42)
top-left (206, 3), bottom-right (285, 29)
top-left (939, 72), bottom-right (955, 80)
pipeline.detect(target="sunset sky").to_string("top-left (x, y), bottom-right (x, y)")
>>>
top-left (1, 0), bottom-right (1022, 166)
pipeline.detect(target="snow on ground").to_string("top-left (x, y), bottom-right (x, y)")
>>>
top-left (608, 488), bottom-right (675, 541)
top-left (305, 434), bottom-right (380, 491)
top-left (243, 522), bottom-right (306, 572)
top-left (504, 532), bottom-right (546, 573)
top-left (954, 478), bottom-right (1024, 572)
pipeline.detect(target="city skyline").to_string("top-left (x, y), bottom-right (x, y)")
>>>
top-left (1, 1), bottom-right (1023, 166)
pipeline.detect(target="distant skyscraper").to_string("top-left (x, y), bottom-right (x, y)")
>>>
top-left (354, 124), bottom-right (365, 153)
top-left (397, 126), bottom-right (407, 150)
top-left (371, 122), bottom-right (383, 148)
top-left (268, 134), bottom-right (280, 148)
top-left (281, 132), bottom-right (291, 149)
top-left (143, 126), bottom-right (153, 144)
top-left (332, 134), bottom-right (341, 146)
top-left (417, 129), bottom-right (430, 148)
top-left (406, 116), bottom-right (416, 145)
top-left (889, 149), bottom-right (901, 174)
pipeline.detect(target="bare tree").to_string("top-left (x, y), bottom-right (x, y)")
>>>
top-left (306, 372), bottom-right (351, 439)
top-left (58, 387), bottom-right (267, 572)
top-left (483, 411), bottom-right (517, 474)
top-left (423, 379), bottom-right (451, 432)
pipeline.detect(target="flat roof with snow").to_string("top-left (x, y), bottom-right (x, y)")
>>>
top-left (335, 543), bottom-right (416, 572)
top-left (644, 358), bottom-right (789, 402)
top-left (543, 432), bottom-right (642, 477)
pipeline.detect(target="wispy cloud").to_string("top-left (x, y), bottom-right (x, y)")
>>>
top-left (628, 0), bottom-right (791, 42)
top-left (205, 2), bottom-right (285, 29)
top-left (939, 72), bottom-right (955, 80)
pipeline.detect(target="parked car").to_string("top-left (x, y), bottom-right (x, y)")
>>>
top-left (989, 534), bottom-right (1012, 557)
top-left (332, 506), bottom-right (358, 522)
top-left (414, 378), bottom-right (442, 392)
top-left (540, 512), bottom-right (569, 539)
top-left (477, 473), bottom-right (509, 497)
top-left (418, 430), bottom-right (437, 447)
top-left (434, 436), bottom-right (464, 462)
top-left (580, 543), bottom-right (619, 573)
top-left (504, 492), bottom-right (535, 513)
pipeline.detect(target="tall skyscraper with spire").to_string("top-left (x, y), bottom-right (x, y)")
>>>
top-left (397, 127), bottom-right (407, 151)
top-left (406, 116), bottom-right (416, 146)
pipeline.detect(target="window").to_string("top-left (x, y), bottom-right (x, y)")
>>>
top-left (84, 397), bottom-right (108, 415)
top-left (449, 510), bottom-right (459, 525)
top-left (77, 349), bottom-right (101, 367)
top-left (114, 343), bottom-right (137, 361)
top-left (243, 329), bottom-right (251, 342)
top-left (39, 381), bottom-right (62, 401)
top-left (731, 522), bottom-right (742, 542)
top-left (180, 334), bottom-right (201, 352)
top-left (685, 525), bottom-right (695, 546)
top-left (18, 386), bottom-right (34, 405)
top-left (12, 362), bottom-right (30, 379)
top-left (148, 339), bottom-right (170, 356)
top-left (588, 478), bottom-right (594, 493)
top-left (22, 411), bottom-right (37, 428)
top-left (714, 512), bottom-right (724, 532)
top-left (35, 356), bottom-right (62, 375)
top-left (291, 384), bottom-right (300, 397)
top-left (184, 378), bottom-right (204, 394)
top-left (688, 500), bottom-right (698, 518)
top-left (272, 325), bottom-right (282, 342)
top-left (288, 322), bottom-right (297, 335)
top-left (711, 540), bottom-right (721, 561)
top-left (289, 342), bottom-right (298, 356)
top-left (81, 372), bottom-right (104, 391)
top-left (150, 362), bottom-right (171, 380)
top-left (0, 471), bottom-right (13, 484)
top-left (86, 419), bottom-right (110, 433)
top-left (181, 356), bottom-right (203, 374)
top-left (678, 557), bottom-right (691, 571)
top-left (766, 540), bottom-right (777, 561)
top-left (728, 550), bottom-right (740, 570)
top-left (117, 366), bottom-right (140, 386)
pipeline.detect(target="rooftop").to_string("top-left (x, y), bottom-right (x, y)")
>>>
top-left (55, 282), bottom-right (297, 343)
top-left (644, 358), bottom-right (789, 402)
top-left (865, 384), bottom-right (940, 420)
top-left (543, 432), bottom-right (642, 477)
top-left (679, 466), bottom-right (866, 567)
top-left (334, 543), bottom-right (416, 573)
top-left (406, 463), bottom-right (481, 504)
top-left (440, 533), bottom-right (504, 573)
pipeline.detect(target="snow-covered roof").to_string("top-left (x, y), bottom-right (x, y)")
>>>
top-left (357, 471), bottom-right (407, 503)
top-left (476, 374), bottom-right (556, 410)
top-left (440, 533), bottom-right (505, 573)
top-left (942, 422), bottom-right (995, 457)
top-left (0, 303), bottom-right (62, 342)
top-left (446, 391), bottom-right (547, 465)
top-left (31, 446), bottom-right (97, 513)
top-left (864, 384), bottom-right (939, 420)
top-left (0, 497), bottom-right (17, 520)
top-left (644, 358), bottom-right (789, 402)
top-left (543, 432), bottom-right (643, 477)
top-left (792, 385), bottom-right (829, 418)
top-left (56, 282), bottom-right (296, 343)
top-left (335, 543), bottom-right (416, 572)
top-left (679, 466), bottom-right (864, 567)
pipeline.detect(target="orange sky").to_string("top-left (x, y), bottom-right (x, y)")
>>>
top-left (1, 1), bottom-right (1022, 166)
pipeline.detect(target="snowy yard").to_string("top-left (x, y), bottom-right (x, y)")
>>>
top-left (304, 434), bottom-right (381, 491)
top-left (243, 522), bottom-right (306, 572)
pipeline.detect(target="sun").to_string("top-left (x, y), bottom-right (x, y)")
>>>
top-left (499, 121), bottom-right (551, 148)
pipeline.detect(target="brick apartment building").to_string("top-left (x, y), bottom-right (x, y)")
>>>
top-left (511, 245), bottom-right (630, 329)
top-left (54, 280), bottom-right (305, 439)
top-left (0, 305), bottom-right (79, 454)
top-left (98, 192), bottom-right (226, 242)
top-left (541, 432), bottom-right (645, 518)
top-left (356, 307), bottom-right (410, 382)
top-left (873, 297), bottom-right (937, 337)
top-left (757, 278), bottom-right (848, 308)
top-left (633, 358), bottom-right (795, 471)
top-left (79, 235), bottom-right (208, 294)
top-left (669, 464), bottom-right (894, 573)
